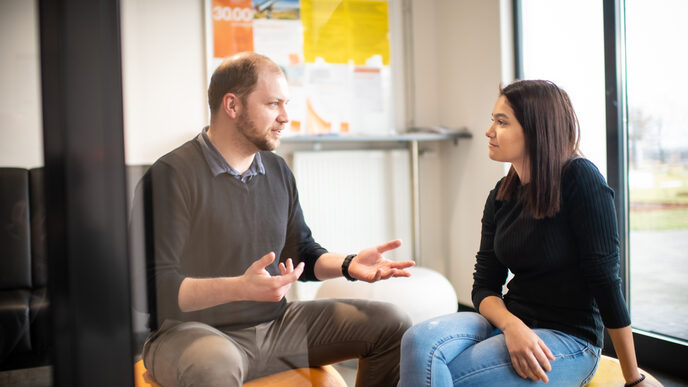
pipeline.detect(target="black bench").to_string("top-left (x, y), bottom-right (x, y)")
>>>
top-left (0, 167), bottom-right (50, 371)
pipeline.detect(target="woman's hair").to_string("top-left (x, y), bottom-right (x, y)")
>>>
top-left (496, 79), bottom-right (581, 219)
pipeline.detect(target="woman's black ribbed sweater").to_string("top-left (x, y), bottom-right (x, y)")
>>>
top-left (472, 158), bottom-right (630, 347)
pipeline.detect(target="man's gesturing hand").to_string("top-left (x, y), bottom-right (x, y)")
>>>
top-left (347, 239), bottom-right (415, 282)
top-left (240, 252), bottom-right (304, 302)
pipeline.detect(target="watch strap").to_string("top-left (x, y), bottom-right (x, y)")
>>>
top-left (342, 254), bottom-right (358, 281)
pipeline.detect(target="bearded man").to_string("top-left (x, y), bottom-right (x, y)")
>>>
top-left (139, 52), bottom-right (414, 387)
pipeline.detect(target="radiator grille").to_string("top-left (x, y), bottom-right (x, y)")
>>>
top-left (291, 149), bottom-right (413, 299)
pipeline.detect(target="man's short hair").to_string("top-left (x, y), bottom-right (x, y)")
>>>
top-left (207, 52), bottom-right (282, 118)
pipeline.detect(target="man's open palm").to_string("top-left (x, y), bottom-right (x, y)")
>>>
top-left (348, 239), bottom-right (415, 282)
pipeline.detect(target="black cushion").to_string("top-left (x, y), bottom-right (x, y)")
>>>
top-left (0, 169), bottom-right (31, 290)
top-left (0, 290), bottom-right (31, 361)
top-left (0, 167), bottom-right (50, 371)
top-left (29, 168), bottom-right (47, 288)
top-left (30, 288), bottom-right (50, 354)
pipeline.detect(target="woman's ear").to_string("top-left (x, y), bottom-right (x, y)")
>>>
top-left (222, 93), bottom-right (240, 119)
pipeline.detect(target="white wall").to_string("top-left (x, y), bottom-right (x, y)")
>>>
top-left (0, 0), bottom-right (209, 168)
top-left (0, 0), bottom-right (43, 168)
top-left (411, 0), bottom-right (513, 304)
top-left (120, 0), bottom-right (208, 165)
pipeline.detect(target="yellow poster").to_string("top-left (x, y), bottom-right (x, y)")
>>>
top-left (301, 0), bottom-right (390, 65)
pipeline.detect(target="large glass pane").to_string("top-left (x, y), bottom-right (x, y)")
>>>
top-left (520, 0), bottom-right (607, 171)
top-left (626, 0), bottom-right (688, 343)
top-left (0, 0), bottom-right (52, 384)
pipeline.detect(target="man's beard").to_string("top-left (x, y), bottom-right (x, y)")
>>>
top-left (236, 110), bottom-right (278, 152)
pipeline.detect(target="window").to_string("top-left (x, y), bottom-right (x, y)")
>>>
top-left (626, 0), bottom-right (688, 343)
top-left (517, 0), bottom-right (688, 378)
top-left (518, 0), bottom-right (607, 171)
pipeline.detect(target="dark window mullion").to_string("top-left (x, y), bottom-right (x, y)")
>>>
top-left (38, 0), bottom-right (135, 385)
top-left (603, 0), bottom-right (629, 296)
top-left (512, 0), bottom-right (523, 79)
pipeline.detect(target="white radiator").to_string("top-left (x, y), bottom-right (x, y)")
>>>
top-left (291, 149), bottom-right (413, 300)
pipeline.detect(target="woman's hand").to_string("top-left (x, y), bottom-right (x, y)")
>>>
top-left (502, 320), bottom-right (556, 382)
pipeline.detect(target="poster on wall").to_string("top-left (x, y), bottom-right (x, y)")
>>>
top-left (205, 0), bottom-right (393, 136)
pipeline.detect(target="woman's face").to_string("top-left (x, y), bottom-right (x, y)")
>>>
top-left (486, 95), bottom-right (527, 173)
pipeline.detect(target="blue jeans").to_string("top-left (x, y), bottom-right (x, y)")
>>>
top-left (399, 312), bottom-right (601, 386)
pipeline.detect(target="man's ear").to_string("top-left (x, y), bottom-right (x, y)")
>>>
top-left (222, 93), bottom-right (241, 119)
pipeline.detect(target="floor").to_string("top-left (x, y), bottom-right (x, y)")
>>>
top-left (0, 366), bottom-right (50, 387)
top-left (0, 361), bottom-right (686, 386)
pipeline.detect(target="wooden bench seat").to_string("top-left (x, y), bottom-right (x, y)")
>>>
top-left (133, 359), bottom-right (347, 387)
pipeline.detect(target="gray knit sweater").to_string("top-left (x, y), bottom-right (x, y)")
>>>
top-left (148, 138), bottom-right (327, 330)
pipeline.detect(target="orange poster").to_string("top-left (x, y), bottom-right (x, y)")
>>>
top-left (212, 0), bottom-right (254, 58)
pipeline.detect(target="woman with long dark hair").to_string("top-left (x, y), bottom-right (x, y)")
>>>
top-left (399, 80), bottom-right (659, 386)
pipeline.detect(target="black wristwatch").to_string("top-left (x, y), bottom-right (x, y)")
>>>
top-left (342, 254), bottom-right (358, 281)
